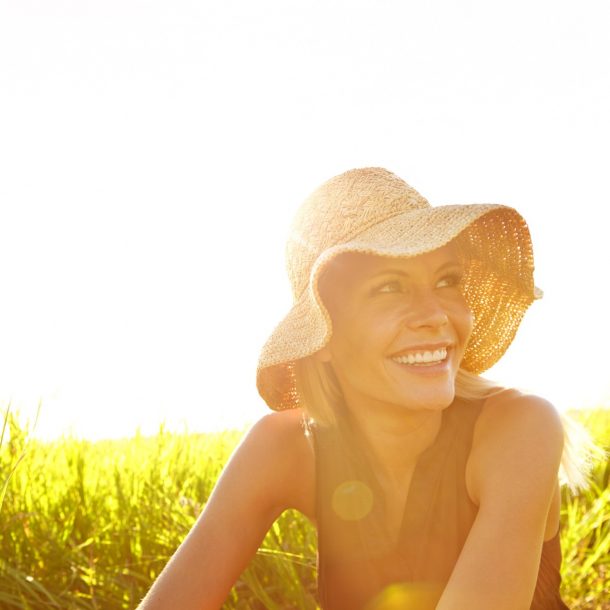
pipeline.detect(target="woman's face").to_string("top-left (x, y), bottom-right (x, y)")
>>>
top-left (318, 244), bottom-right (473, 416)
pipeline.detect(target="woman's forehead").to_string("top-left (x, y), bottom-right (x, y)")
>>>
top-left (328, 243), bottom-right (461, 278)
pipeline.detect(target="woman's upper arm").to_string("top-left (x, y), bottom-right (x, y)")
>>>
top-left (136, 409), bottom-right (311, 610)
top-left (437, 393), bottom-right (565, 610)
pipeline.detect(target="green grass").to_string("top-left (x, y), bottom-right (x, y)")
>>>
top-left (560, 409), bottom-right (610, 609)
top-left (0, 407), bottom-right (608, 609)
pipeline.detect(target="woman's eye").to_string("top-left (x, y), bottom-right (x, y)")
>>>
top-left (374, 280), bottom-right (403, 294)
top-left (436, 272), bottom-right (463, 289)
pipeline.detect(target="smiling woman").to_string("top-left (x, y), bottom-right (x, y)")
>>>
top-left (136, 167), bottom-right (590, 610)
top-left (314, 247), bottom-right (473, 419)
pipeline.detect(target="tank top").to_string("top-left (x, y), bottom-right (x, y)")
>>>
top-left (311, 397), bottom-right (569, 610)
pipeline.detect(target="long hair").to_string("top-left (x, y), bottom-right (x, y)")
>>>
top-left (293, 356), bottom-right (600, 490)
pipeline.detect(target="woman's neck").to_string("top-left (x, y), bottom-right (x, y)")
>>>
top-left (342, 401), bottom-right (446, 485)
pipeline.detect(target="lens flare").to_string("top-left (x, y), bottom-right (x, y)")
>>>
top-left (365, 582), bottom-right (443, 610)
top-left (331, 479), bottom-right (374, 521)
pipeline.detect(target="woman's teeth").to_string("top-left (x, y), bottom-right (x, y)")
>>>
top-left (392, 348), bottom-right (448, 366)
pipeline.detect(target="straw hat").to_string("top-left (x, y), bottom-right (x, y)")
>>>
top-left (257, 167), bottom-right (541, 411)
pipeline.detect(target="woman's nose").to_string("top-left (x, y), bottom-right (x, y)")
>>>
top-left (405, 290), bottom-right (449, 329)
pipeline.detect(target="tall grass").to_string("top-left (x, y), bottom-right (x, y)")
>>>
top-left (0, 407), bottom-right (608, 609)
top-left (560, 410), bottom-right (610, 609)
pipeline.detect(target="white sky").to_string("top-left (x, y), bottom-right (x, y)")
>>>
top-left (1, 0), bottom-right (609, 441)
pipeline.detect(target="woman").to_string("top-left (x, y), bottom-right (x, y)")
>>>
top-left (138, 168), bottom-right (576, 609)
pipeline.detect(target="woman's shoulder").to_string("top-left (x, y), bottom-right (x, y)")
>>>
top-left (243, 408), bottom-right (316, 520)
top-left (475, 387), bottom-right (564, 439)
top-left (247, 408), bottom-right (313, 455)
top-left (467, 388), bottom-right (564, 504)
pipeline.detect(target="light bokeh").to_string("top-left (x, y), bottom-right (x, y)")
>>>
top-left (1, 0), bottom-right (609, 441)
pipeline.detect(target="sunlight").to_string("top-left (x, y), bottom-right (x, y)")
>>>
top-left (366, 582), bottom-right (443, 610)
top-left (1, 0), bottom-right (608, 441)
top-left (332, 480), bottom-right (374, 521)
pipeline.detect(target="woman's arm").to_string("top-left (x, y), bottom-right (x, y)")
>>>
top-left (436, 392), bottom-right (564, 610)
top-left (136, 409), bottom-right (312, 610)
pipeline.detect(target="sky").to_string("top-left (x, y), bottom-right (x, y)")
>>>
top-left (1, 0), bottom-right (609, 441)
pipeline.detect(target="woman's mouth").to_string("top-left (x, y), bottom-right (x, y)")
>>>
top-left (391, 347), bottom-right (448, 366)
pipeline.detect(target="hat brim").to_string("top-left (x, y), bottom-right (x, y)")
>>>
top-left (257, 204), bottom-right (538, 410)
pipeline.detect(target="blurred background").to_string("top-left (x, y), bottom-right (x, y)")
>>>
top-left (1, 0), bottom-right (609, 441)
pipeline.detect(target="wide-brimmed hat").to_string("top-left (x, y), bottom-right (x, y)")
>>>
top-left (257, 167), bottom-right (541, 411)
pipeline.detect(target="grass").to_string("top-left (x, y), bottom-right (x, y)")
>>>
top-left (0, 406), bottom-right (608, 609)
top-left (560, 409), bottom-right (610, 610)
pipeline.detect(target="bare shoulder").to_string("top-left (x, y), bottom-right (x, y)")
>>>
top-left (475, 388), bottom-right (564, 448)
top-left (135, 410), bottom-right (315, 610)
top-left (245, 408), bottom-right (313, 466)
top-left (240, 409), bottom-right (315, 520)
top-left (467, 389), bottom-right (564, 505)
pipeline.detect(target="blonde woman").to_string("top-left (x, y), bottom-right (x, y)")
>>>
top-left (138, 168), bottom-right (581, 609)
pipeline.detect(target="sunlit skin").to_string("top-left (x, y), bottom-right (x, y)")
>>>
top-left (136, 245), bottom-right (565, 610)
top-left (316, 245), bottom-right (473, 442)
top-left (318, 245), bottom-right (472, 409)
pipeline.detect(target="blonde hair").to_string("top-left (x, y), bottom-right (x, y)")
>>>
top-left (294, 357), bottom-right (341, 427)
top-left (294, 356), bottom-right (600, 490)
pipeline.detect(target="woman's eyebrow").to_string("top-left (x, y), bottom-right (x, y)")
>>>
top-left (435, 260), bottom-right (464, 273)
top-left (368, 260), bottom-right (463, 279)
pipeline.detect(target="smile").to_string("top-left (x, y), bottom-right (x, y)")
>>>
top-left (391, 348), bottom-right (448, 366)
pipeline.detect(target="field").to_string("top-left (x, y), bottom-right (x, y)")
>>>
top-left (1, 408), bottom-right (608, 610)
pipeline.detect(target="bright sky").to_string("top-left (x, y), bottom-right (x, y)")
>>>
top-left (1, 0), bottom-right (609, 441)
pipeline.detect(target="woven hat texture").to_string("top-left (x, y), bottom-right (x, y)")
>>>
top-left (257, 167), bottom-right (539, 411)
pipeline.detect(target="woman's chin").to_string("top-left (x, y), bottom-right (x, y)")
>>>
top-left (399, 387), bottom-right (456, 412)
